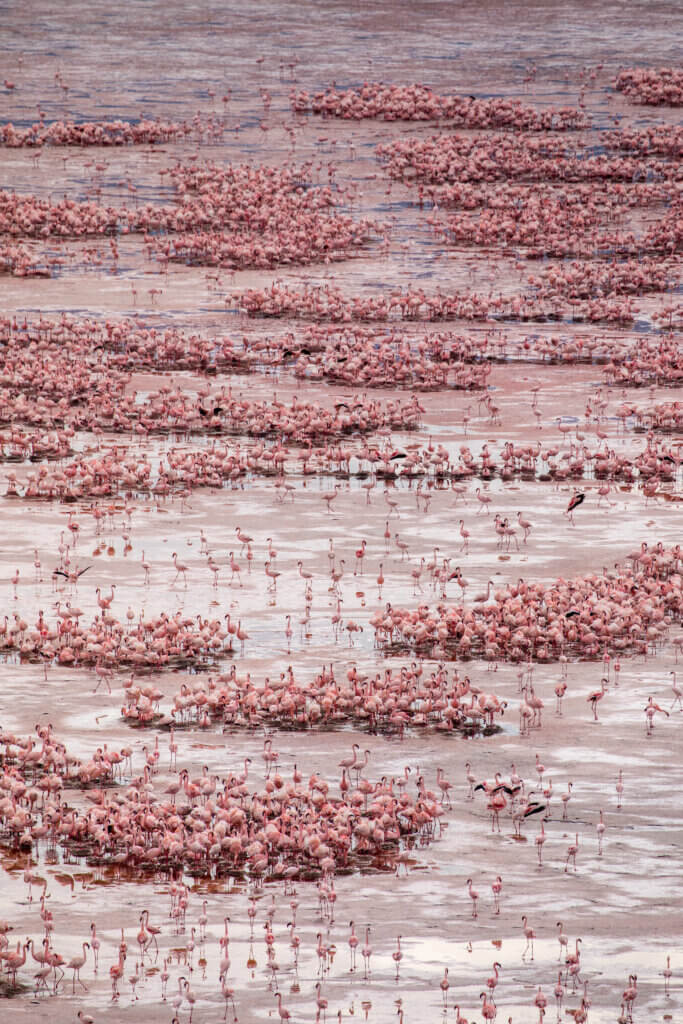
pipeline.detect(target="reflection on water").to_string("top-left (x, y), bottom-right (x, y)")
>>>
top-left (1, 2), bottom-right (682, 1023)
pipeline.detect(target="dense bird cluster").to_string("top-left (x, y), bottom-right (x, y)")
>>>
top-left (604, 333), bottom-right (683, 386)
top-left (2, 315), bottom-right (681, 401)
top-left (372, 544), bottom-right (683, 663)
top-left (603, 123), bottom-right (683, 156)
top-left (122, 662), bottom-right (508, 735)
top-left (4, 426), bottom-right (679, 506)
top-left (153, 161), bottom-right (377, 270)
top-left (157, 219), bottom-right (370, 270)
top-left (630, 400), bottom-right (683, 433)
top-left (0, 191), bottom-right (135, 238)
top-left (0, 160), bottom-right (377, 271)
top-left (376, 132), bottom-right (683, 185)
top-left (412, 433), bottom-right (680, 485)
top-left (0, 117), bottom-right (194, 147)
top-left (288, 325), bottom-right (491, 389)
top-left (0, 43), bottom-right (681, 1022)
top-left (532, 258), bottom-right (675, 299)
top-left (0, 347), bottom-right (422, 437)
top-left (0, 724), bottom-right (445, 878)
top-left (0, 427), bottom-right (74, 462)
top-left (429, 183), bottom-right (682, 259)
top-left (615, 67), bottom-right (683, 105)
top-left (0, 239), bottom-right (48, 277)
top-left (233, 281), bottom-right (638, 325)
top-left (0, 606), bottom-right (236, 669)
top-left (291, 83), bottom-right (588, 130)
top-left (0, 313), bottom-right (258, 375)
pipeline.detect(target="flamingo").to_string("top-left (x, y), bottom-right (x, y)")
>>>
top-left (535, 985), bottom-right (548, 1021)
top-left (275, 990), bottom-right (291, 1022)
top-left (171, 552), bottom-right (188, 585)
top-left (315, 981), bottom-right (329, 1020)
top-left (110, 947), bottom-right (126, 999)
top-left (392, 935), bottom-right (403, 979)
top-left (522, 915), bottom-right (536, 960)
top-left (587, 678), bottom-right (608, 720)
top-left (565, 832), bottom-right (579, 872)
top-left (440, 967), bottom-right (450, 1006)
top-left (221, 973), bottom-right (236, 1020)
top-left (486, 961), bottom-right (501, 993)
top-left (66, 941), bottom-right (90, 992)
top-left (491, 875), bottom-right (503, 915)
top-left (466, 877), bottom-right (479, 917)
top-left (596, 809), bottom-right (606, 855)
top-left (480, 990), bottom-right (497, 1021)
top-left (362, 926), bottom-right (372, 977)
top-left (622, 974), bottom-right (638, 1019)
top-left (554, 970), bottom-right (565, 1018)
top-left (5, 941), bottom-right (28, 988)
top-left (348, 920), bottom-right (359, 971)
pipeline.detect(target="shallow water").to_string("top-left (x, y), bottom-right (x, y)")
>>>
top-left (1, 2), bottom-right (683, 1023)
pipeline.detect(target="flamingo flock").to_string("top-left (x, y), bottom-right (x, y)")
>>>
top-left (0, 13), bottom-right (680, 1023)
top-left (615, 67), bottom-right (683, 105)
top-left (0, 723), bottom-right (446, 876)
top-left (291, 83), bottom-right (588, 130)
top-left (123, 662), bottom-right (509, 735)
top-left (233, 279), bottom-right (640, 325)
top-left (0, 116), bottom-right (196, 147)
top-left (372, 543), bottom-right (683, 663)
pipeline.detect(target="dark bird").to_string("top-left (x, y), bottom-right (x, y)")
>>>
top-left (565, 491), bottom-right (585, 523)
top-left (512, 794), bottom-right (546, 835)
top-left (52, 565), bottom-right (91, 582)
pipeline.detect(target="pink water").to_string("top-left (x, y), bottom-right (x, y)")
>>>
top-left (0, 2), bottom-right (682, 1022)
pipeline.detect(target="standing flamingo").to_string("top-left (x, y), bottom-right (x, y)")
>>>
top-left (275, 989), bottom-right (291, 1021)
top-left (587, 678), bottom-right (608, 720)
top-left (522, 915), bottom-right (536, 960)
top-left (110, 947), bottom-right (126, 1000)
top-left (596, 809), bottom-right (606, 855)
top-left (536, 820), bottom-right (546, 866)
top-left (348, 920), bottom-right (359, 972)
top-left (564, 832), bottom-right (579, 872)
top-left (438, 966), bottom-right (450, 1005)
top-left (360, 926), bottom-right (372, 978)
top-left (466, 877), bottom-right (479, 917)
top-left (622, 974), bottom-right (638, 1019)
top-left (491, 875), bottom-right (503, 915)
top-left (480, 990), bottom-right (497, 1021)
top-left (66, 941), bottom-right (90, 992)
top-left (392, 935), bottom-right (403, 979)
top-left (554, 970), bottom-right (565, 1019)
